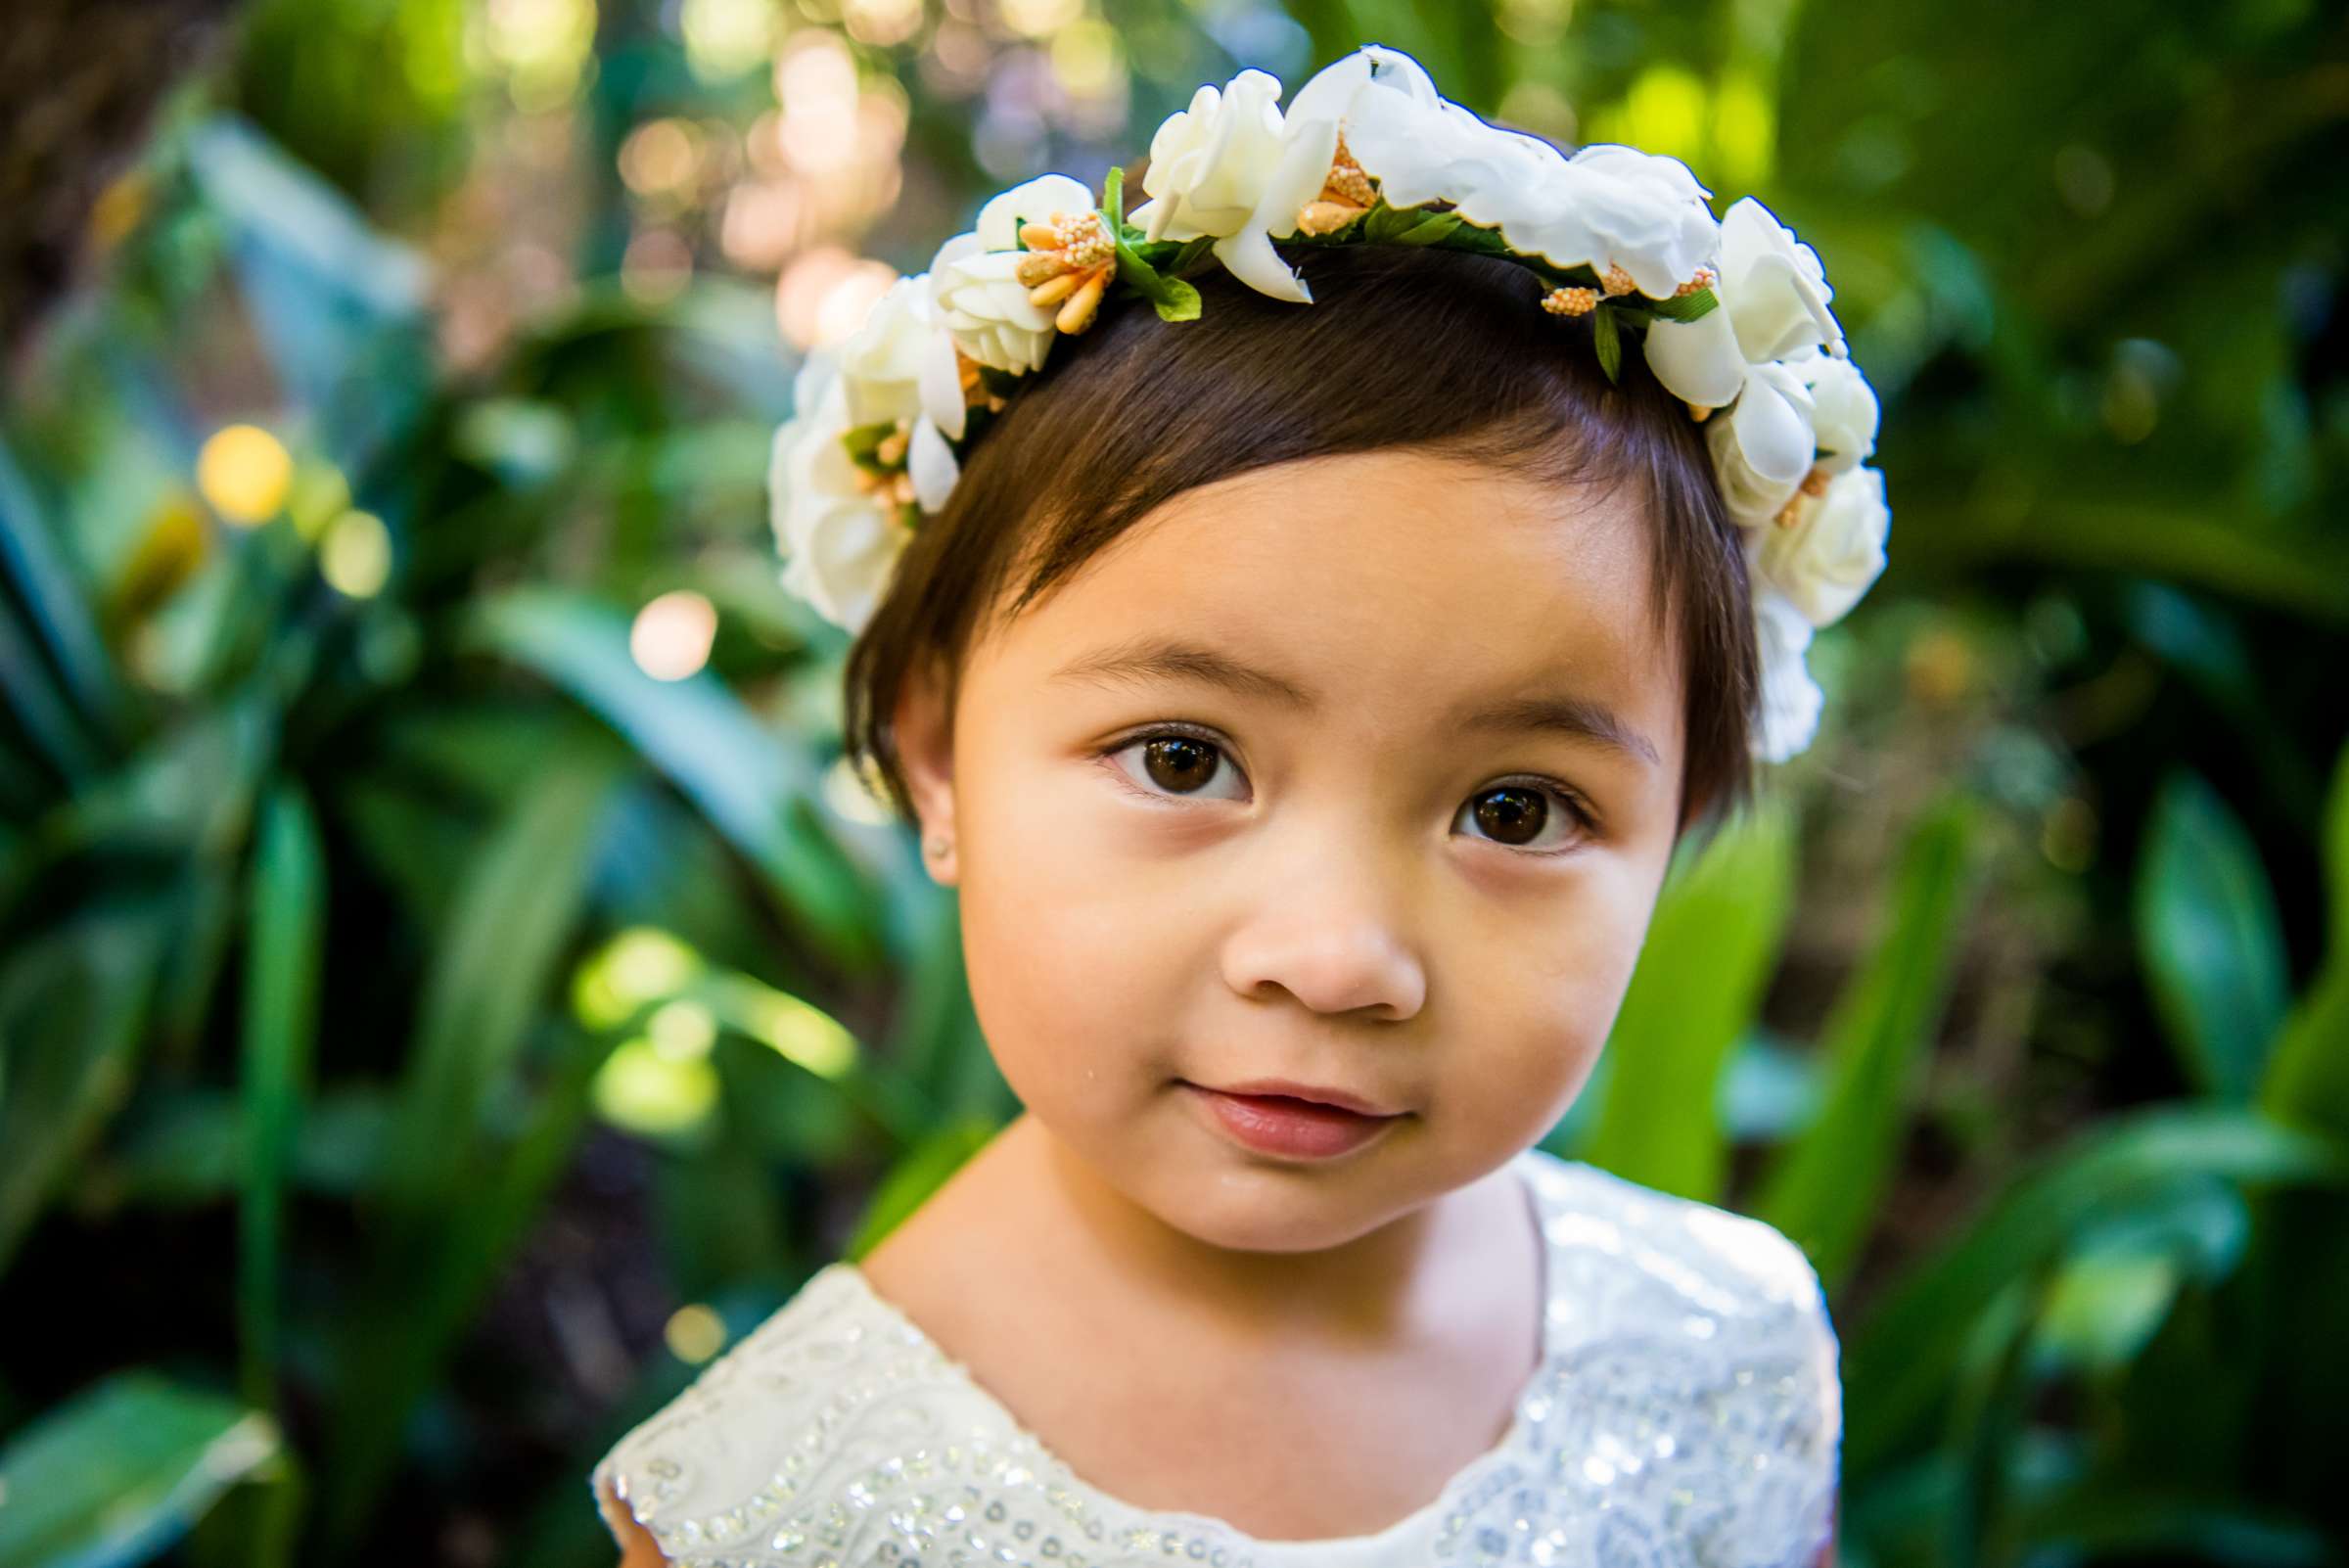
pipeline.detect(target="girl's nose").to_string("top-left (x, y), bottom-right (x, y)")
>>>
top-left (1217, 840), bottom-right (1428, 1021)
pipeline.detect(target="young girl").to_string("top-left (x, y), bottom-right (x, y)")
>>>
top-left (593, 40), bottom-right (1882, 1568)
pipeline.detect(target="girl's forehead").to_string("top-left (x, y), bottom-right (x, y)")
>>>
top-left (985, 450), bottom-right (1682, 758)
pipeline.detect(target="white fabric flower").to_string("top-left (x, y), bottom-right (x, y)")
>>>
top-left (768, 346), bottom-right (914, 633)
top-left (1499, 144), bottom-right (1719, 299)
top-left (930, 172), bottom-right (1099, 374)
top-left (1703, 359), bottom-right (1818, 527)
top-left (930, 237), bottom-right (1055, 373)
top-left (835, 275), bottom-right (963, 512)
top-left (1336, 46), bottom-right (1563, 221)
top-left (1328, 48), bottom-right (1716, 300)
top-left (1789, 346), bottom-right (1879, 474)
top-left (1129, 70), bottom-right (1287, 242)
top-left (1127, 68), bottom-right (1344, 303)
top-left (837, 276), bottom-right (938, 425)
top-left (1752, 464), bottom-right (1890, 630)
top-left (976, 171), bottom-right (1099, 252)
top-left (1750, 585), bottom-right (1824, 763)
top-left (1563, 144), bottom-right (1712, 209)
top-left (1719, 197), bottom-right (1841, 361)
top-left (1644, 196), bottom-right (1845, 410)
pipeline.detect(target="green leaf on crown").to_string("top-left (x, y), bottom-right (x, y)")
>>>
top-left (1641, 285), bottom-right (1721, 323)
top-left (1119, 232), bottom-right (1206, 272)
top-left (1102, 165), bottom-right (1125, 227)
top-left (1591, 305), bottom-right (1624, 384)
top-left (1394, 210), bottom-right (1466, 246)
top-left (1113, 239), bottom-right (1202, 323)
top-left (841, 418), bottom-right (903, 473)
top-left (1432, 219), bottom-right (1515, 258)
top-left (1165, 235), bottom-right (1216, 277)
top-left (1152, 274), bottom-right (1203, 322)
top-left (1362, 202), bottom-right (1434, 245)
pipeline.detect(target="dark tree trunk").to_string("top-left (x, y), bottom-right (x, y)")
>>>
top-left (0, 0), bottom-right (237, 353)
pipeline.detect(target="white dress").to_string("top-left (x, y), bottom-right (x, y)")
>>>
top-left (590, 1145), bottom-right (1842, 1568)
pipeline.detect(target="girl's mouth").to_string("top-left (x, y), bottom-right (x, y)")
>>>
top-left (1180, 1082), bottom-right (1404, 1160)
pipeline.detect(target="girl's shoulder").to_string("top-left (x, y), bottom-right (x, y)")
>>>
top-left (1518, 1145), bottom-right (1842, 1484)
top-left (587, 1260), bottom-right (985, 1564)
top-left (1520, 1145), bottom-right (1838, 1327)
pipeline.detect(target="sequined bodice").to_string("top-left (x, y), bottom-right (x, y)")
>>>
top-left (590, 1147), bottom-right (1841, 1568)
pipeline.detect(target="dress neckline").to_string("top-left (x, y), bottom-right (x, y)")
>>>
top-left (829, 1146), bottom-right (1557, 1557)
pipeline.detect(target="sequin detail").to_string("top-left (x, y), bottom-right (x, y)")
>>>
top-left (589, 1149), bottom-right (1840, 1568)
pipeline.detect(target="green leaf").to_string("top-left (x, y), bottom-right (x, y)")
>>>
top-left (0, 434), bottom-right (125, 748)
top-left (1581, 799), bottom-right (1797, 1200)
top-left (2033, 1251), bottom-right (2185, 1372)
top-left (2005, 1483), bottom-right (2333, 1568)
top-left (0, 590), bottom-right (103, 783)
top-left (1394, 210), bottom-right (1465, 246)
top-left (238, 784), bottom-right (324, 1414)
top-left (840, 419), bottom-right (900, 473)
top-left (326, 1017), bottom-right (613, 1547)
top-left (1842, 1103), bottom-right (2343, 1473)
top-left (1642, 285), bottom-right (1721, 323)
top-left (463, 587), bottom-right (885, 971)
top-left (324, 759), bottom-right (620, 1542)
top-left (0, 1370), bottom-right (281, 1568)
top-left (1151, 276), bottom-right (1202, 322)
top-left (1429, 218), bottom-right (1514, 257)
top-left (1591, 305), bottom-right (1624, 384)
top-left (2028, 1172), bottom-right (2249, 1374)
top-left (2136, 768), bottom-right (2289, 1102)
top-left (1114, 242), bottom-right (1202, 323)
top-left (0, 912), bottom-right (165, 1275)
top-left (1363, 202), bottom-right (1434, 244)
top-left (2262, 737), bottom-right (2349, 1136)
top-left (371, 757), bottom-right (617, 1217)
top-left (1102, 164), bottom-right (1123, 226)
top-left (1166, 235), bottom-right (1216, 277)
top-left (1752, 793), bottom-right (1981, 1283)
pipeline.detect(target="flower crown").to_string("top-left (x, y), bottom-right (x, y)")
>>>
top-left (769, 43), bottom-right (1889, 762)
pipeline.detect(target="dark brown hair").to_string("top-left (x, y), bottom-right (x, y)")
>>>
top-left (842, 240), bottom-right (1759, 843)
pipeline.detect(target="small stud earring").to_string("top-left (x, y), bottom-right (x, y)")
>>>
top-left (925, 834), bottom-right (949, 860)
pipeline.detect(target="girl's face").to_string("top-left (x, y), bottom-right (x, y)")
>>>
top-left (895, 447), bottom-right (1688, 1254)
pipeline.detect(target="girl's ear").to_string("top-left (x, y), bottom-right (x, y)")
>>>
top-left (892, 653), bottom-right (959, 887)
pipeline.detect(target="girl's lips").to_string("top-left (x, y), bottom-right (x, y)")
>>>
top-left (1181, 1082), bottom-right (1403, 1160)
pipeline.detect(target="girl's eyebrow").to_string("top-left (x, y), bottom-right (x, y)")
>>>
top-left (1047, 637), bottom-right (1661, 771)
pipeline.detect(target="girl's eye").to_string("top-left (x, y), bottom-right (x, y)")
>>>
top-left (1102, 728), bottom-right (1249, 802)
top-left (1453, 781), bottom-right (1597, 855)
top-left (1102, 728), bottom-right (1596, 854)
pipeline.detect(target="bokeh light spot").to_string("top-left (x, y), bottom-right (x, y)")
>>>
top-left (681, 0), bottom-right (781, 81)
top-left (845, 0), bottom-right (923, 47)
top-left (1000, 0), bottom-right (1081, 38)
top-left (630, 588), bottom-right (718, 680)
top-left (319, 511), bottom-right (392, 598)
top-left (1049, 20), bottom-right (1123, 100)
top-left (197, 425), bottom-right (293, 527)
top-left (664, 1304), bottom-right (729, 1363)
top-left (620, 117), bottom-right (702, 197)
top-left (592, 1038), bottom-right (719, 1135)
top-left (574, 928), bottom-right (703, 1031)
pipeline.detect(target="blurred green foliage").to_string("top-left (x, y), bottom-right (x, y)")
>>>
top-left (0, 0), bottom-right (2345, 1566)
